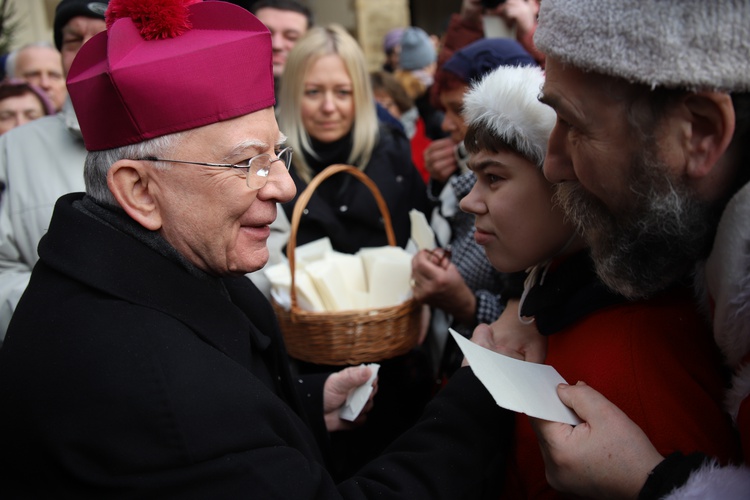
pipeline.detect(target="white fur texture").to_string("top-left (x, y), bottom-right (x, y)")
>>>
top-left (462, 65), bottom-right (555, 168)
top-left (705, 181), bottom-right (750, 419)
top-left (535, 0), bottom-right (750, 92)
top-left (663, 460), bottom-right (750, 500)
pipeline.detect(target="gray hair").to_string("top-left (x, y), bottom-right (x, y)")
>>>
top-left (84, 131), bottom-right (188, 206)
top-left (6, 41), bottom-right (58, 77)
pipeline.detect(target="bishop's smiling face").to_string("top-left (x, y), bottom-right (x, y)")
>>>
top-left (148, 108), bottom-right (296, 276)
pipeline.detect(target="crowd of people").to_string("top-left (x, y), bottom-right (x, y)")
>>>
top-left (0, 0), bottom-right (748, 498)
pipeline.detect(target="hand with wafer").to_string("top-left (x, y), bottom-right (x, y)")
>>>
top-left (410, 248), bottom-right (476, 324)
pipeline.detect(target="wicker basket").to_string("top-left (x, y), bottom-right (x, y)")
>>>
top-left (272, 164), bottom-right (421, 366)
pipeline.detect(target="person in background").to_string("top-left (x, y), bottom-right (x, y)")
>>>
top-left (424, 37), bottom-right (535, 194)
top-left (436, 0), bottom-right (544, 71)
top-left (0, 0), bottom-right (108, 343)
top-left (278, 24), bottom-right (428, 253)
top-left (250, 0), bottom-right (313, 96)
top-left (493, 0), bottom-right (544, 65)
top-left (413, 37), bottom-right (535, 381)
top-left (0, 2), bottom-right (515, 497)
top-left (393, 26), bottom-right (444, 141)
top-left (381, 27), bottom-right (404, 73)
top-left (275, 23), bottom-right (433, 479)
top-left (522, 0), bottom-right (750, 497)
top-left (370, 70), bottom-right (430, 182)
top-left (370, 71), bottom-right (413, 124)
top-left (5, 42), bottom-right (67, 112)
top-left (0, 78), bottom-right (55, 135)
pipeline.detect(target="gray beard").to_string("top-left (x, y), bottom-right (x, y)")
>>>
top-left (552, 147), bottom-right (717, 300)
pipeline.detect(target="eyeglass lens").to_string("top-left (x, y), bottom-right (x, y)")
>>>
top-left (246, 148), bottom-right (293, 189)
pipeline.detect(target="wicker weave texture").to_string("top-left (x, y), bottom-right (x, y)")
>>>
top-left (272, 164), bottom-right (420, 365)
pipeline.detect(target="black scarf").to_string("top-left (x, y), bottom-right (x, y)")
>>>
top-left (520, 250), bottom-right (626, 335)
top-left (299, 132), bottom-right (357, 200)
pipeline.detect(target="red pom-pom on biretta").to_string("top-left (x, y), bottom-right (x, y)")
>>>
top-left (105, 0), bottom-right (202, 40)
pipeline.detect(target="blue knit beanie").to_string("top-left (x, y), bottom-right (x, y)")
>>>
top-left (399, 27), bottom-right (435, 71)
top-left (442, 38), bottom-right (537, 84)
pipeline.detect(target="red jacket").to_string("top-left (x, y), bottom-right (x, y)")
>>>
top-left (505, 256), bottom-right (740, 498)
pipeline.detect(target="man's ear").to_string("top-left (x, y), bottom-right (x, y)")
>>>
top-left (683, 91), bottom-right (735, 180)
top-left (107, 159), bottom-right (163, 231)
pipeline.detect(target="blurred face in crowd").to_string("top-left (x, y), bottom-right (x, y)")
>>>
top-left (373, 89), bottom-right (401, 119)
top-left (60, 16), bottom-right (107, 76)
top-left (461, 147), bottom-right (576, 272)
top-left (301, 54), bottom-right (355, 143)
top-left (540, 57), bottom-right (718, 299)
top-left (135, 108), bottom-right (296, 276)
top-left (385, 46), bottom-right (400, 70)
top-left (0, 92), bottom-right (46, 134)
top-left (255, 7), bottom-right (309, 78)
top-left (14, 45), bottom-right (66, 111)
top-left (440, 84), bottom-right (470, 143)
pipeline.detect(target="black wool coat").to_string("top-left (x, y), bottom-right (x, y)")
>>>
top-left (0, 193), bottom-right (512, 499)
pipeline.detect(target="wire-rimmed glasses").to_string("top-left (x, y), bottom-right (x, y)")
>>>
top-left (140, 147), bottom-right (293, 190)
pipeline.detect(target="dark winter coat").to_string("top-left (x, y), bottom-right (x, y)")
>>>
top-left (0, 193), bottom-right (511, 499)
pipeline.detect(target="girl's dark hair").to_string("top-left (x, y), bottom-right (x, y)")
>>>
top-left (464, 122), bottom-right (534, 165)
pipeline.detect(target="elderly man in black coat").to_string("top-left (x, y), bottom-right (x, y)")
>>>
top-left (0, 1), bottom-right (512, 498)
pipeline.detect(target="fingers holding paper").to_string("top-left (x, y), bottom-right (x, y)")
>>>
top-left (324, 364), bottom-right (379, 431)
top-left (531, 382), bottom-right (664, 499)
top-left (411, 249), bottom-right (475, 323)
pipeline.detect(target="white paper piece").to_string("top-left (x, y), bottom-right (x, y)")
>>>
top-left (339, 363), bottom-right (380, 422)
top-left (305, 259), bottom-right (352, 311)
top-left (365, 252), bottom-right (412, 308)
top-left (449, 329), bottom-right (581, 425)
top-left (409, 209), bottom-right (437, 251)
top-left (295, 237), bottom-right (333, 268)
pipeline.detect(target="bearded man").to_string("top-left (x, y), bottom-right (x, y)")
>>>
top-left (530, 0), bottom-right (750, 498)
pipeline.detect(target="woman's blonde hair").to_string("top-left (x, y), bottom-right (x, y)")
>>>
top-left (278, 24), bottom-right (379, 183)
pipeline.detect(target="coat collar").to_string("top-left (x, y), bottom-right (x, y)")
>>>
top-left (39, 193), bottom-right (270, 369)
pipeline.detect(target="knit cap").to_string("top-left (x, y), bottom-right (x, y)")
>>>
top-left (463, 65), bottom-right (554, 168)
top-left (67, 0), bottom-right (275, 151)
top-left (53, 0), bottom-right (109, 51)
top-left (534, 0), bottom-right (750, 92)
top-left (383, 27), bottom-right (404, 54)
top-left (442, 37), bottom-right (537, 85)
top-left (398, 27), bottom-right (435, 71)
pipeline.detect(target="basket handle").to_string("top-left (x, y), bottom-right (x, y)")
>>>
top-left (287, 164), bottom-right (396, 312)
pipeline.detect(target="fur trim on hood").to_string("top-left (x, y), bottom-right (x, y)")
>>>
top-left (662, 459), bottom-right (750, 500)
top-left (704, 181), bottom-right (750, 420)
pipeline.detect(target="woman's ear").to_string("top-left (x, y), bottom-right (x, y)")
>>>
top-left (107, 159), bottom-right (163, 231)
top-left (683, 91), bottom-right (735, 180)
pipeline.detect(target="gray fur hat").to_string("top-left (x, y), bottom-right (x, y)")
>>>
top-left (534, 0), bottom-right (750, 92)
top-left (463, 65), bottom-right (555, 168)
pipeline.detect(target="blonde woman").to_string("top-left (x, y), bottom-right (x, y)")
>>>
top-left (277, 24), bottom-right (428, 253)
top-left (275, 24), bottom-right (433, 479)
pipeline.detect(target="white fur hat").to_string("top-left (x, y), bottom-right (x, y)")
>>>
top-left (534, 0), bottom-right (750, 92)
top-left (463, 65), bottom-right (555, 168)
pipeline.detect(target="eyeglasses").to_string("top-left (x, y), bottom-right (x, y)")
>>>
top-left (139, 147), bottom-right (293, 190)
